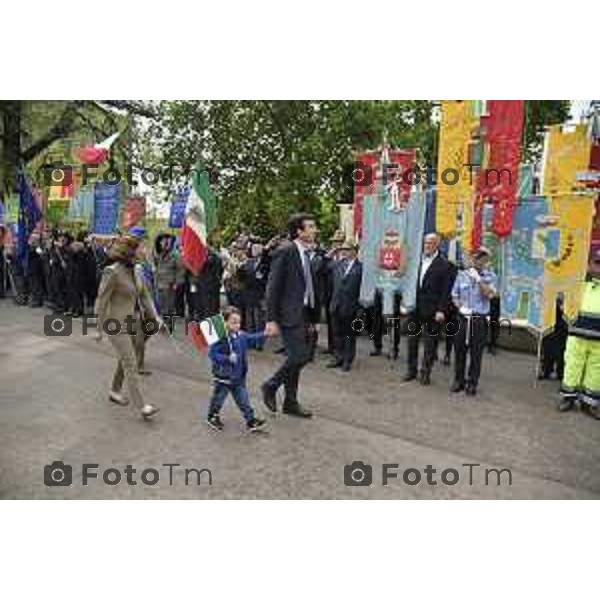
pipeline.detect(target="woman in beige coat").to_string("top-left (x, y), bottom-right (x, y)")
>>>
top-left (94, 233), bottom-right (161, 420)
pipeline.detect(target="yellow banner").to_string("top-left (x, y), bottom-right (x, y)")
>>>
top-left (436, 101), bottom-right (477, 247)
top-left (542, 194), bottom-right (596, 328)
top-left (542, 124), bottom-right (590, 197)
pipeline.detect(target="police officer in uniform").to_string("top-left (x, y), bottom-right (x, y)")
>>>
top-left (450, 247), bottom-right (498, 396)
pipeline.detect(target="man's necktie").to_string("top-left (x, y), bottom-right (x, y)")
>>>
top-left (302, 249), bottom-right (315, 308)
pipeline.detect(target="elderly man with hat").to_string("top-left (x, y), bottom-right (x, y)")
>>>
top-left (94, 230), bottom-right (161, 420)
top-left (450, 246), bottom-right (498, 396)
top-left (327, 239), bottom-right (363, 372)
top-left (559, 248), bottom-right (600, 419)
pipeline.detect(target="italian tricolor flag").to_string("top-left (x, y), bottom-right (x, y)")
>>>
top-left (190, 314), bottom-right (227, 353)
top-left (74, 131), bottom-right (121, 165)
top-left (181, 164), bottom-right (218, 276)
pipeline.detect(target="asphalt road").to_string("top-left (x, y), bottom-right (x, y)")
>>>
top-left (1, 299), bottom-right (598, 499)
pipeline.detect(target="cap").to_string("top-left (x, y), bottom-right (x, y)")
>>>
top-left (128, 226), bottom-right (146, 239)
top-left (330, 229), bottom-right (345, 243)
top-left (340, 239), bottom-right (359, 251)
top-left (473, 246), bottom-right (492, 259)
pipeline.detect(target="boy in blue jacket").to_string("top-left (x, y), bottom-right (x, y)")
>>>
top-left (207, 306), bottom-right (268, 432)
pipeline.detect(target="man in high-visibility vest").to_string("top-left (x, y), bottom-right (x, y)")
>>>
top-left (559, 249), bottom-right (600, 420)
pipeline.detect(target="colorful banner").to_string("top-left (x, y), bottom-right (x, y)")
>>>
top-left (46, 199), bottom-right (70, 225)
top-left (93, 183), bottom-right (121, 234)
top-left (122, 195), bottom-right (146, 229)
top-left (590, 196), bottom-right (600, 264)
top-left (68, 186), bottom-right (94, 223)
top-left (484, 197), bottom-right (546, 328)
top-left (168, 190), bottom-right (189, 229)
top-left (542, 124), bottom-right (591, 196)
top-left (543, 193), bottom-right (596, 327)
top-left (359, 182), bottom-right (426, 314)
top-left (483, 101), bottom-right (525, 238)
top-left (436, 100), bottom-right (478, 241)
top-left (353, 151), bottom-right (379, 238)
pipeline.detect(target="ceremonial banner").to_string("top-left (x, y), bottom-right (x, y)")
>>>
top-left (590, 196), bottom-right (600, 265)
top-left (543, 193), bottom-right (596, 327)
top-left (122, 195), bottom-right (146, 229)
top-left (67, 186), bottom-right (94, 223)
top-left (359, 182), bottom-right (426, 314)
top-left (482, 101), bottom-right (525, 238)
top-left (436, 100), bottom-right (478, 239)
top-left (491, 197), bottom-right (547, 328)
top-left (353, 151), bottom-right (378, 238)
top-left (46, 199), bottom-right (70, 225)
top-left (542, 124), bottom-right (591, 196)
top-left (168, 189), bottom-right (189, 229)
top-left (93, 183), bottom-right (121, 234)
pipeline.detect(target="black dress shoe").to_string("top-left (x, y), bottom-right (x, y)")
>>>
top-left (341, 363), bottom-right (351, 372)
top-left (327, 360), bottom-right (343, 368)
top-left (419, 371), bottom-right (431, 386)
top-left (274, 347), bottom-right (285, 355)
top-left (442, 355), bottom-right (451, 366)
top-left (465, 384), bottom-right (477, 396)
top-left (451, 381), bottom-right (465, 393)
top-left (370, 349), bottom-right (382, 357)
top-left (283, 403), bottom-right (312, 418)
top-left (261, 383), bottom-right (277, 413)
top-left (402, 373), bottom-right (417, 382)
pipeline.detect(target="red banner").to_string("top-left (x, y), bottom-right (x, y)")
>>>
top-left (353, 151), bottom-right (378, 238)
top-left (474, 101), bottom-right (525, 243)
top-left (353, 148), bottom-right (416, 237)
top-left (122, 195), bottom-right (146, 229)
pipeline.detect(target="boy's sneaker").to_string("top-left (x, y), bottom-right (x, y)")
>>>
top-left (247, 418), bottom-right (267, 432)
top-left (207, 415), bottom-right (224, 431)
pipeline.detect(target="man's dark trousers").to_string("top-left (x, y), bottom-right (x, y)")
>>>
top-left (265, 308), bottom-right (313, 405)
top-left (454, 315), bottom-right (488, 387)
top-left (406, 313), bottom-right (441, 376)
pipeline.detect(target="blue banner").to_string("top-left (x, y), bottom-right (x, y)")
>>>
top-left (69, 185), bottom-right (95, 223)
top-left (169, 189), bottom-right (189, 229)
top-left (359, 181), bottom-right (426, 314)
top-left (93, 183), bottom-right (121, 234)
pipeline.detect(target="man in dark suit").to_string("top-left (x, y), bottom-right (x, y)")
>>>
top-left (404, 233), bottom-right (450, 385)
top-left (261, 213), bottom-right (319, 418)
top-left (327, 240), bottom-right (363, 372)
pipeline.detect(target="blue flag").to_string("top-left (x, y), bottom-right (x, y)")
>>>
top-left (17, 171), bottom-right (42, 274)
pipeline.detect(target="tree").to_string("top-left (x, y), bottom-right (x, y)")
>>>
top-left (522, 100), bottom-right (571, 163)
top-left (141, 100), bottom-right (437, 241)
top-left (0, 100), bottom-right (154, 201)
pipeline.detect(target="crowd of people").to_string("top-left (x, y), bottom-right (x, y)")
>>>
top-left (1, 212), bottom-right (598, 427)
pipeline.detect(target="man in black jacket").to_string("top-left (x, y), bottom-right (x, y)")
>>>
top-left (261, 213), bottom-right (319, 418)
top-left (327, 240), bottom-right (363, 372)
top-left (404, 233), bottom-right (450, 385)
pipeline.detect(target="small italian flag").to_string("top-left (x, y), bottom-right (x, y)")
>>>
top-left (181, 164), bottom-right (218, 276)
top-left (74, 132), bottom-right (121, 165)
top-left (189, 314), bottom-right (227, 353)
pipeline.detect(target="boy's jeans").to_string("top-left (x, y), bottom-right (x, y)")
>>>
top-left (208, 380), bottom-right (255, 422)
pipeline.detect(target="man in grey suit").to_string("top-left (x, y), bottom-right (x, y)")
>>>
top-left (261, 213), bottom-right (319, 418)
top-left (327, 240), bottom-right (363, 372)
